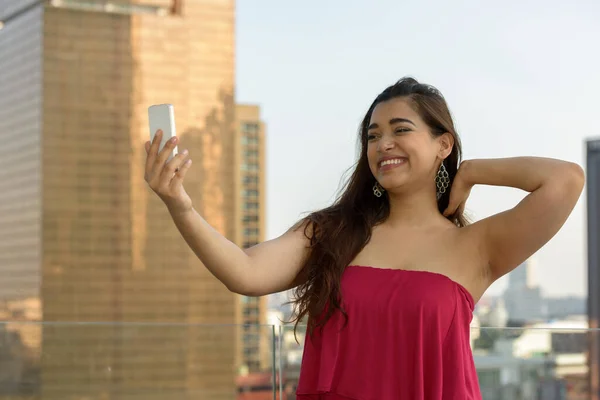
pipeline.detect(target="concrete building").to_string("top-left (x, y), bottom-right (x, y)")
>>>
top-left (0, 0), bottom-right (238, 398)
top-left (587, 137), bottom-right (600, 400)
top-left (235, 104), bottom-right (270, 373)
top-left (474, 319), bottom-right (588, 399)
top-left (503, 259), bottom-right (544, 324)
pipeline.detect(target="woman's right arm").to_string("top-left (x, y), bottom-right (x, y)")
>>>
top-left (171, 210), bottom-right (310, 295)
top-left (145, 131), bottom-right (310, 296)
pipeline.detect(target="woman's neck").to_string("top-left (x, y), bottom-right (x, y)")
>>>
top-left (385, 189), bottom-right (448, 228)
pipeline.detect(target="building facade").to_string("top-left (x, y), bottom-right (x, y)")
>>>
top-left (503, 259), bottom-right (544, 324)
top-left (587, 138), bottom-right (600, 400)
top-left (0, 0), bottom-right (238, 398)
top-left (235, 104), bottom-right (270, 373)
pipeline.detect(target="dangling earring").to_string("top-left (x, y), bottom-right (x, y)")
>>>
top-left (435, 162), bottom-right (450, 200)
top-left (373, 182), bottom-right (385, 198)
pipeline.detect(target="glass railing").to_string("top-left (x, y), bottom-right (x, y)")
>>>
top-left (0, 322), bottom-right (280, 400)
top-left (470, 326), bottom-right (589, 400)
top-left (0, 322), bottom-right (592, 399)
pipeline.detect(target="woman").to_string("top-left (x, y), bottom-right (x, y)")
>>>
top-left (144, 77), bottom-right (584, 399)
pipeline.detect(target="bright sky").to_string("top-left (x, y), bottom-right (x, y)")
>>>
top-left (236, 0), bottom-right (600, 297)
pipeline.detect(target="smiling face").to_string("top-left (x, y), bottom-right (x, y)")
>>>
top-left (366, 97), bottom-right (452, 194)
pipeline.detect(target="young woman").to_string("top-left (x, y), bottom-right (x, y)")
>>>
top-left (144, 77), bottom-right (584, 399)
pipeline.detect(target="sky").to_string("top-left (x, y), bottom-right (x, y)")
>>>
top-left (235, 0), bottom-right (600, 297)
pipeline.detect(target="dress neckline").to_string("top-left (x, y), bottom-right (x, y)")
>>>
top-left (346, 264), bottom-right (476, 307)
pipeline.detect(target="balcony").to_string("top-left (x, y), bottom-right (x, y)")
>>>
top-left (0, 322), bottom-right (593, 399)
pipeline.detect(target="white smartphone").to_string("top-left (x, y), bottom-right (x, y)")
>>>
top-left (148, 104), bottom-right (178, 160)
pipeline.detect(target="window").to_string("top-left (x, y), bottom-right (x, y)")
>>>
top-left (242, 123), bottom-right (259, 134)
top-left (242, 296), bottom-right (259, 305)
top-left (244, 176), bottom-right (259, 184)
top-left (242, 163), bottom-right (259, 171)
top-left (243, 190), bottom-right (258, 197)
top-left (243, 241), bottom-right (258, 248)
top-left (243, 307), bottom-right (259, 317)
top-left (244, 202), bottom-right (259, 210)
top-left (244, 228), bottom-right (259, 236)
top-left (244, 150), bottom-right (259, 158)
top-left (243, 215), bottom-right (259, 223)
top-left (243, 347), bottom-right (259, 358)
top-left (243, 333), bottom-right (260, 344)
top-left (242, 137), bottom-right (259, 145)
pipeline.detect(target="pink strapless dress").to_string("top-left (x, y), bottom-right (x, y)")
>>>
top-left (296, 265), bottom-right (481, 400)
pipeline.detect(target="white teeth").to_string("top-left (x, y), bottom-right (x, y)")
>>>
top-left (380, 158), bottom-right (405, 167)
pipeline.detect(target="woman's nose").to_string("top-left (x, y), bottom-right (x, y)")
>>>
top-left (378, 136), bottom-right (395, 152)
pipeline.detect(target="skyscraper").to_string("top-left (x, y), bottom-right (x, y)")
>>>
top-left (503, 258), bottom-right (544, 323)
top-left (234, 104), bottom-right (270, 373)
top-left (587, 137), bottom-right (600, 400)
top-left (0, 0), bottom-right (238, 398)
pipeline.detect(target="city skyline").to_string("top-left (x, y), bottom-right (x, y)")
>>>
top-left (236, 0), bottom-right (600, 297)
top-left (0, 1), bottom-right (597, 398)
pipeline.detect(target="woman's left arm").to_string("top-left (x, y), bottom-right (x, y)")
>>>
top-left (449, 157), bottom-right (585, 282)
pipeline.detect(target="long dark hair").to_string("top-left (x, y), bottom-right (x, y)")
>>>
top-left (290, 77), bottom-right (467, 337)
